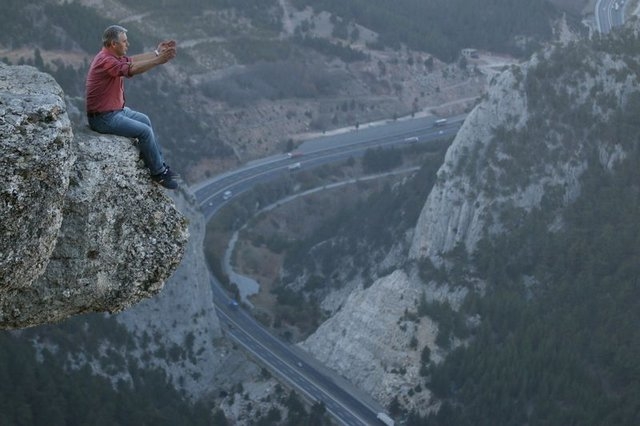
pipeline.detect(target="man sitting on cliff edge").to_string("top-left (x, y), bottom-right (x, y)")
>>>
top-left (85, 25), bottom-right (179, 190)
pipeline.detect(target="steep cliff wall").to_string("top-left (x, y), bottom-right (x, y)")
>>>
top-left (0, 63), bottom-right (189, 328)
top-left (301, 270), bottom-right (440, 410)
top-left (114, 190), bottom-right (236, 399)
top-left (409, 66), bottom-right (533, 261)
top-left (410, 44), bottom-right (635, 262)
top-left (302, 28), bottom-right (640, 412)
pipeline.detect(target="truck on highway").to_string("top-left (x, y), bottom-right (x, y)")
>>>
top-left (434, 118), bottom-right (448, 127)
top-left (377, 412), bottom-right (395, 426)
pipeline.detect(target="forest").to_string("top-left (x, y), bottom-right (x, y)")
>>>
top-left (0, 315), bottom-right (331, 425)
top-left (290, 0), bottom-right (555, 61)
top-left (403, 32), bottom-right (640, 425)
top-left (0, 317), bottom-right (213, 425)
top-left (409, 136), bottom-right (640, 425)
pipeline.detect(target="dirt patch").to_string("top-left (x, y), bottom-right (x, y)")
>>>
top-left (0, 47), bottom-right (91, 70)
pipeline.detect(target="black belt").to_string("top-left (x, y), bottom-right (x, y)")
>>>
top-left (87, 110), bottom-right (119, 118)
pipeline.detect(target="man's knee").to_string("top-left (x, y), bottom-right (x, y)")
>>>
top-left (140, 113), bottom-right (152, 126)
top-left (137, 124), bottom-right (153, 141)
top-left (129, 109), bottom-right (152, 127)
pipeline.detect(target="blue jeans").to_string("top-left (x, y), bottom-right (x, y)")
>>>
top-left (88, 107), bottom-right (166, 175)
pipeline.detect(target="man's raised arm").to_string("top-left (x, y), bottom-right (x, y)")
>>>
top-left (129, 40), bottom-right (176, 76)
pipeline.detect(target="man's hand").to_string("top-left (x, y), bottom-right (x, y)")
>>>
top-left (155, 40), bottom-right (177, 64)
top-left (156, 46), bottom-right (176, 64)
top-left (129, 40), bottom-right (176, 75)
top-left (157, 40), bottom-right (177, 55)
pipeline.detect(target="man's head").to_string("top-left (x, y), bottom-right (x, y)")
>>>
top-left (102, 25), bottom-right (129, 56)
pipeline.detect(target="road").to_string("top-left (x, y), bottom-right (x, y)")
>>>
top-left (596, 0), bottom-right (626, 34)
top-left (213, 281), bottom-right (384, 425)
top-left (190, 4), bottom-right (623, 419)
top-left (193, 115), bottom-right (464, 220)
top-left (191, 115), bottom-right (464, 425)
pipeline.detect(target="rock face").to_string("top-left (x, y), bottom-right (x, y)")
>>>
top-left (301, 270), bottom-right (436, 408)
top-left (0, 63), bottom-right (189, 329)
top-left (409, 44), bottom-right (635, 262)
top-left (0, 63), bottom-right (74, 291)
top-left (304, 29), bottom-right (640, 412)
top-left (114, 190), bottom-right (228, 399)
top-left (409, 67), bottom-right (532, 261)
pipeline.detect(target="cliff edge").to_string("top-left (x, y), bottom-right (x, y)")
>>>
top-left (0, 63), bottom-right (189, 329)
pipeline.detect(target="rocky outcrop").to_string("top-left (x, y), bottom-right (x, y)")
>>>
top-left (0, 63), bottom-right (189, 329)
top-left (114, 190), bottom-right (231, 399)
top-left (301, 270), bottom-right (438, 409)
top-left (410, 42), bottom-right (637, 262)
top-left (409, 67), bottom-right (531, 261)
top-left (1, 63), bottom-right (74, 291)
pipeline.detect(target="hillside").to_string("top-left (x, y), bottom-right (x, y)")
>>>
top-left (292, 22), bottom-right (640, 424)
top-left (0, 0), bottom-right (562, 182)
top-left (200, 4), bottom-right (640, 423)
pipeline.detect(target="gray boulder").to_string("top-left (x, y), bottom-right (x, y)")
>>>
top-left (0, 63), bottom-right (189, 329)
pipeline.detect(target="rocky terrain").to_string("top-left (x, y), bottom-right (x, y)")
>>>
top-left (0, 63), bottom-right (188, 328)
top-left (0, 61), bottom-right (265, 402)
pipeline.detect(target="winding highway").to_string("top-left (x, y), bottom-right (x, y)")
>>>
top-left (188, 5), bottom-right (628, 420)
top-left (193, 115), bottom-right (463, 219)
top-left (190, 115), bottom-right (463, 425)
top-left (596, 0), bottom-right (627, 34)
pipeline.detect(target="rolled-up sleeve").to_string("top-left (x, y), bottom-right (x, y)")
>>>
top-left (101, 55), bottom-right (132, 78)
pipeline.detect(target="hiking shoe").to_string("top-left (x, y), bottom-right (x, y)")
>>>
top-left (152, 167), bottom-right (179, 190)
top-left (163, 165), bottom-right (180, 179)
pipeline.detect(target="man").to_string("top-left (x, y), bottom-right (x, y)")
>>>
top-left (86, 25), bottom-right (179, 189)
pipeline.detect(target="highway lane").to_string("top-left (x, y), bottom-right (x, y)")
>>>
top-left (194, 115), bottom-right (463, 220)
top-left (193, 115), bottom-right (464, 425)
top-left (596, 0), bottom-right (626, 34)
top-left (212, 279), bottom-right (381, 425)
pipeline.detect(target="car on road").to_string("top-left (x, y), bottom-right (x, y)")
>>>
top-left (223, 190), bottom-right (232, 200)
top-left (288, 162), bottom-right (302, 171)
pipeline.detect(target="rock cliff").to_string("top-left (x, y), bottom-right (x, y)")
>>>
top-left (302, 28), bottom-right (640, 412)
top-left (0, 63), bottom-right (189, 329)
top-left (409, 66), bottom-right (533, 261)
top-left (113, 190), bottom-right (240, 399)
top-left (300, 270), bottom-right (438, 410)
top-left (409, 41), bottom-right (634, 262)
